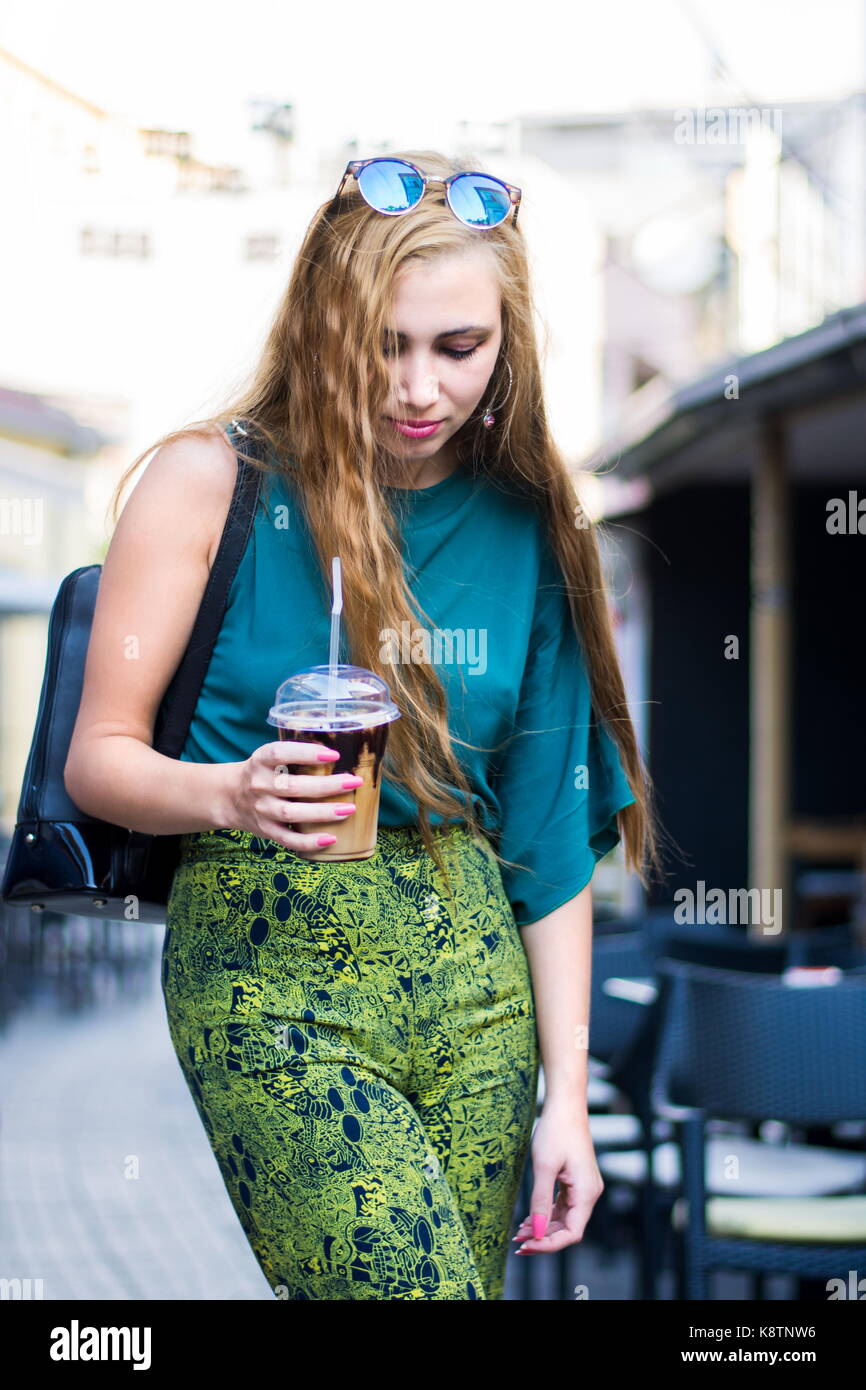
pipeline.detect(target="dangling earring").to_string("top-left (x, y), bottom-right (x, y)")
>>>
top-left (482, 358), bottom-right (513, 428)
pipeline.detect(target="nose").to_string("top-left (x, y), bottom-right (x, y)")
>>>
top-left (394, 356), bottom-right (440, 413)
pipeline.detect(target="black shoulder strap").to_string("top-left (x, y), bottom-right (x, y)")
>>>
top-left (152, 422), bottom-right (263, 758)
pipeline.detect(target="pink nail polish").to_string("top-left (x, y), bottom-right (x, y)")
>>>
top-left (342, 775), bottom-right (363, 788)
top-left (317, 834), bottom-right (337, 846)
top-left (317, 750), bottom-right (340, 761)
top-left (333, 806), bottom-right (355, 817)
top-left (532, 1213), bottom-right (547, 1240)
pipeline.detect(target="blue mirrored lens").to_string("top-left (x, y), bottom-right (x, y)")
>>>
top-left (448, 174), bottom-right (511, 227)
top-left (356, 160), bottom-right (424, 214)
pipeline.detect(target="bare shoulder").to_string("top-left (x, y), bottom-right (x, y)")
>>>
top-left (65, 425), bottom-right (243, 762)
top-left (123, 424), bottom-right (239, 573)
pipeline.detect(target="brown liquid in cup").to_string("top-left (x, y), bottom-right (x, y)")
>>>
top-left (276, 717), bottom-right (391, 861)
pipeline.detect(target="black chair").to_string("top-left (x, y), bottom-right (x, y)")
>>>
top-left (594, 950), bottom-right (684, 1299)
top-left (651, 959), bottom-right (866, 1299)
top-left (642, 915), bottom-right (865, 973)
top-left (589, 918), bottom-right (798, 1299)
top-left (588, 928), bottom-right (658, 1070)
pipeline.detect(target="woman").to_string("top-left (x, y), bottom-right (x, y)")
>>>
top-left (65, 149), bottom-right (660, 1300)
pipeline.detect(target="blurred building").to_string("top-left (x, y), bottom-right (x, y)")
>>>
top-left (0, 43), bottom-right (313, 456)
top-left (463, 96), bottom-right (865, 451)
top-left (585, 303), bottom-right (866, 936)
top-left (0, 388), bottom-right (104, 828)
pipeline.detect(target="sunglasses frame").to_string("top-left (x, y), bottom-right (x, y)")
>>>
top-left (332, 156), bottom-right (522, 228)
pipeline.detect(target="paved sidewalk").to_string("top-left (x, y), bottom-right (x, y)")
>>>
top-left (0, 932), bottom-right (271, 1300)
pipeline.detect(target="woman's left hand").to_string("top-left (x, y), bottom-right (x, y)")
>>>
top-left (512, 1097), bottom-right (604, 1254)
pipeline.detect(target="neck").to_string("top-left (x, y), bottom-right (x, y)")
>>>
top-left (384, 438), bottom-right (461, 490)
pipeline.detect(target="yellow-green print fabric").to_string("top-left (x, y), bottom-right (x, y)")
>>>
top-left (161, 823), bottom-right (539, 1300)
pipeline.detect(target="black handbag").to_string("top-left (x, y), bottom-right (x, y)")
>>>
top-left (0, 425), bottom-right (263, 924)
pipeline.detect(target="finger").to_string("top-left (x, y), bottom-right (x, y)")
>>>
top-left (260, 819), bottom-right (341, 852)
top-left (519, 1202), bottom-right (589, 1251)
top-left (515, 1227), bottom-right (584, 1254)
top-left (271, 769), bottom-right (364, 798)
top-left (267, 739), bottom-right (340, 765)
top-left (516, 1194), bottom-right (596, 1252)
top-left (561, 1194), bottom-right (596, 1244)
top-left (513, 1217), bottom-right (566, 1243)
top-left (514, 1177), bottom-right (572, 1235)
top-left (528, 1180), bottom-right (556, 1241)
top-left (511, 1228), bottom-right (567, 1251)
top-left (263, 796), bottom-right (357, 826)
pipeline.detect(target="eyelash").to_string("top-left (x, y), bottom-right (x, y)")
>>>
top-left (383, 345), bottom-right (479, 361)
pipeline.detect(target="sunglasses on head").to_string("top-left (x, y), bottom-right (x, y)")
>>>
top-left (331, 157), bottom-right (522, 229)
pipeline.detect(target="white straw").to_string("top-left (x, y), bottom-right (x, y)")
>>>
top-left (327, 556), bottom-right (343, 719)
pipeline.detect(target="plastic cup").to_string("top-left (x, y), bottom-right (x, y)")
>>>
top-left (267, 665), bottom-right (401, 861)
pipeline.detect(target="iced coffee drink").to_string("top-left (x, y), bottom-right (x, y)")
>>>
top-left (267, 665), bottom-right (400, 861)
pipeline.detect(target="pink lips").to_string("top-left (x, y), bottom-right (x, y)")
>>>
top-left (387, 418), bottom-right (443, 439)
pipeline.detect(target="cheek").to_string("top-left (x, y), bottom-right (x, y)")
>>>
top-left (452, 362), bottom-right (495, 410)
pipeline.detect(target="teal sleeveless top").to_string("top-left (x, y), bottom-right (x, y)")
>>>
top-left (180, 435), bottom-right (636, 926)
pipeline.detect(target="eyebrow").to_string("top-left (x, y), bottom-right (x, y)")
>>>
top-left (389, 325), bottom-right (492, 340)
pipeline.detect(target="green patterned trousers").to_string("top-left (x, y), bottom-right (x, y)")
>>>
top-left (161, 822), bottom-right (539, 1300)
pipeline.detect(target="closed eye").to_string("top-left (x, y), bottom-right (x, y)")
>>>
top-left (383, 343), bottom-right (480, 361)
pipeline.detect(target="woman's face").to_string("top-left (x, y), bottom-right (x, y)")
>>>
top-left (379, 248), bottom-right (503, 474)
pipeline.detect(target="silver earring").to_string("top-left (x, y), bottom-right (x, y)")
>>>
top-left (482, 358), bottom-right (512, 428)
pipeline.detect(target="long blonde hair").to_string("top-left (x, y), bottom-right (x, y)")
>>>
top-left (110, 147), bottom-right (663, 902)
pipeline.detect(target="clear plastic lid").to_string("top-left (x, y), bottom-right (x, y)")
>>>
top-left (267, 664), bottom-right (401, 732)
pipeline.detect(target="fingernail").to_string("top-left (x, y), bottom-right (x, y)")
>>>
top-left (342, 775), bottom-right (363, 788)
top-left (317, 750), bottom-right (340, 761)
top-left (317, 835), bottom-right (337, 846)
top-left (532, 1214), bottom-right (547, 1240)
top-left (333, 806), bottom-right (356, 816)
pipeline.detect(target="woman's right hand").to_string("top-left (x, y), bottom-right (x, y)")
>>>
top-left (224, 741), bottom-right (362, 852)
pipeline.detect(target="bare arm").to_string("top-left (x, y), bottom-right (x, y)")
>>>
top-left (66, 737), bottom-right (238, 836)
top-left (63, 430), bottom-right (354, 845)
top-left (520, 882), bottom-right (593, 1107)
top-left (512, 883), bottom-right (606, 1254)
top-left (63, 431), bottom-right (240, 832)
